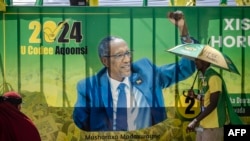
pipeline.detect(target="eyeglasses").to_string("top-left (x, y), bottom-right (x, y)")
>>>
top-left (104, 51), bottom-right (133, 60)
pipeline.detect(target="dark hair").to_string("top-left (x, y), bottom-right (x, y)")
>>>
top-left (98, 36), bottom-right (114, 58)
top-left (0, 96), bottom-right (22, 105)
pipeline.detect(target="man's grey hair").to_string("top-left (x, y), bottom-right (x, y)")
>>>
top-left (98, 36), bottom-right (125, 58)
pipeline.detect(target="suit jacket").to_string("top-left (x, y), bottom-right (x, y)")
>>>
top-left (73, 57), bottom-right (196, 131)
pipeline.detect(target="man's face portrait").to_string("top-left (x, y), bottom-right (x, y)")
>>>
top-left (102, 39), bottom-right (132, 81)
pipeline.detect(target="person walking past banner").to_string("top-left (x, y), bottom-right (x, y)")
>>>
top-left (0, 91), bottom-right (41, 141)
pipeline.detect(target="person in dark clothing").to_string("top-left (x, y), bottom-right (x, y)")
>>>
top-left (0, 91), bottom-right (41, 141)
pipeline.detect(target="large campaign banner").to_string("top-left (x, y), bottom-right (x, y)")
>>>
top-left (0, 6), bottom-right (250, 141)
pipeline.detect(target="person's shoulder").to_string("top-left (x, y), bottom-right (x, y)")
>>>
top-left (132, 58), bottom-right (154, 73)
top-left (206, 68), bottom-right (222, 81)
top-left (133, 58), bottom-right (152, 65)
top-left (206, 68), bottom-right (221, 77)
top-left (77, 68), bottom-right (106, 85)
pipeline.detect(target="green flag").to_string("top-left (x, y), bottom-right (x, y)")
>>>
top-left (220, 0), bottom-right (227, 5)
top-left (35, 0), bottom-right (43, 6)
top-left (4, 0), bottom-right (11, 5)
top-left (143, 0), bottom-right (148, 6)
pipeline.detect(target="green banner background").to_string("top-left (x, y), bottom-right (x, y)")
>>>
top-left (1, 6), bottom-right (250, 141)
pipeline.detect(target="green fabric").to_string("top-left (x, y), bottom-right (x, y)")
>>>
top-left (143, 0), bottom-right (148, 6)
top-left (35, 0), bottom-right (43, 6)
top-left (203, 68), bottom-right (243, 127)
top-left (4, 0), bottom-right (11, 5)
top-left (220, 0), bottom-right (227, 5)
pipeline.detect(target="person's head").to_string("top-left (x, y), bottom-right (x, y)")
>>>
top-left (194, 58), bottom-right (211, 74)
top-left (98, 36), bottom-right (132, 82)
top-left (1, 91), bottom-right (22, 110)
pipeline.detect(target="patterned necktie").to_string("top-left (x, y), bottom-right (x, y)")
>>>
top-left (116, 83), bottom-right (128, 131)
